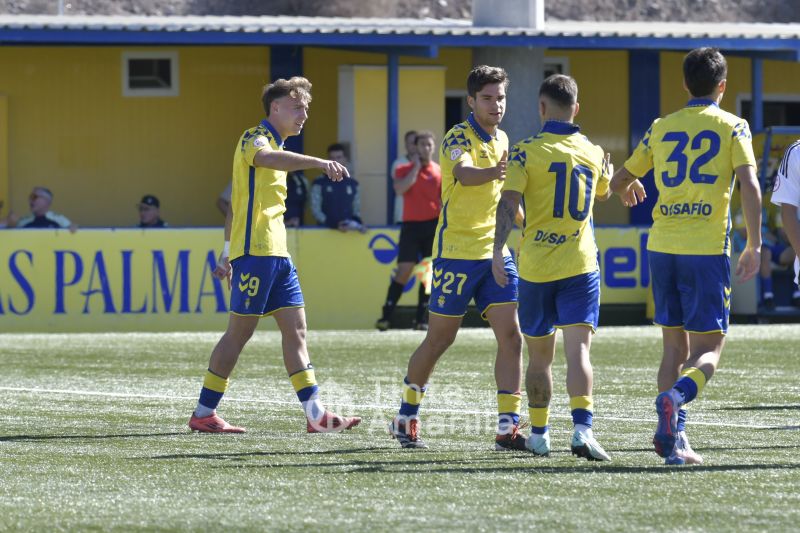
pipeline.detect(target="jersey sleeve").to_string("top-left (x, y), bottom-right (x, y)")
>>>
top-left (624, 121), bottom-right (656, 177)
top-left (241, 132), bottom-right (274, 167)
top-left (772, 142), bottom-right (800, 208)
top-left (441, 129), bottom-right (474, 166)
top-left (595, 147), bottom-right (611, 198)
top-left (731, 120), bottom-right (757, 169)
top-left (504, 144), bottom-right (528, 194)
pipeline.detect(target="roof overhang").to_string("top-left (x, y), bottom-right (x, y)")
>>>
top-left (1, 15), bottom-right (799, 60)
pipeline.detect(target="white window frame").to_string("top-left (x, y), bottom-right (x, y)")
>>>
top-left (122, 51), bottom-right (179, 97)
top-left (736, 92), bottom-right (800, 120)
top-left (543, 56), bottom-right (570, 78)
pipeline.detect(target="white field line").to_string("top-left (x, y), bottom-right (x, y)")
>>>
top-left (2, 386), bottom-right (783, 430)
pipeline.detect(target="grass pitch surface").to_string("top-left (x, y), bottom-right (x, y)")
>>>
top-left (2, 325), bottom-right (799, 531)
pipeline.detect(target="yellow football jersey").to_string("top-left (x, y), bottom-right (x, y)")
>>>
top-left (433, 113), bottom-right (510, 260)
top-left (505, 121), bottom-right (610, 283)
top-left (230, 119), bottom-right (289, 260)
top-left (625, 99), bottom-right (757, 255)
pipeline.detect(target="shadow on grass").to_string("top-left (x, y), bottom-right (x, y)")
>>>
top-left (710, 404), bottom-right (800, 412)
top-left (208, 459), bottom-right (800, 475)
top-left (150, 446), bottom-right (393, 460)
top-left (0, 432), bottom-right (186, 442)
top-left (616, 443), bottom-right (800, 453)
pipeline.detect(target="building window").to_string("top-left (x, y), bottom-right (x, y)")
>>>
top-left (738, 94), bottom-right (800, 128)
top-left (544, 57), bottom-right (570, 78)
top-left (122, 52), bottom-right (179, 97)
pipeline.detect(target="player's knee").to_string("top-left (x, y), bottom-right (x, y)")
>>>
top-left (222, 329), bottom-right (253, 351)
top-left (499, 328), bottom-right (523, 354)
top-left (424, 331), bottom-right (456, 355)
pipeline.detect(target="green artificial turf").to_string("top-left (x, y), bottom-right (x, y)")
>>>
top-left (2, 325), bottom-right (799, 531)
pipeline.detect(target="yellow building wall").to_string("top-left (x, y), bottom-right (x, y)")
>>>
top-left (303, 47), bottom-right (472, 164)
top-left (658, 52), bottom-right (800, 120)
top-left (0, 46), bottom-right (268, 227)
top-left (340, 66), bottom-right (445, 224)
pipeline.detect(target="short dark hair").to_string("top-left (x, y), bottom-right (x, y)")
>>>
top-left (404, 130), bottom-right (417, 143)
top-left (261, 76), bottom-right (312, 117)
top-left (327, 143), bottom-right (347, 156)
top-left (467, 65), bottom-right (509, 98)
top-left (683, 48), bottom-right (727, 98)
top-left (539, 74), bottom-right (578, 108)
top-left (414, 131), bottom-right (435, 144)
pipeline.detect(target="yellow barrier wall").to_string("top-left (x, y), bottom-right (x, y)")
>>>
top-left (0, 226), bottom-right (655, 332)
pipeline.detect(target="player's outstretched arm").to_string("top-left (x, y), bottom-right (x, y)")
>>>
top-left (493, 190), bottom-right (521, 288)
top-left (610, 166), bottom-right (646, 207)
top-left (454, 150), bottom-right (507, 186)
top-left (735, 164), bottom-right (763, 282)
top-left (254, 150), bottom-right (349, 181)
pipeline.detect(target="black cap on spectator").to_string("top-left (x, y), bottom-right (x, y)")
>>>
top-left (139, 195), bottom-right (160, 208)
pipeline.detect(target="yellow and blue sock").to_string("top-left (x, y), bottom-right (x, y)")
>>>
top-left (570, 395), bottom-right (594, 431)
top-left (673, 367), bottom-right (707, 404)
top-left (497, 391), bottom-right (521, 435)
top-left (677, 408), bottom-right (688, 432)
top-left (290, 365), bottom-right (325, 421)
top-left (195, 369), bottom-right (229, 417)
top-left (529, 405), bottom-right (550, 435)
top-left (398, 377), bottom-right (426, 418)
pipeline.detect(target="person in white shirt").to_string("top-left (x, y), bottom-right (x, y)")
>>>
top-left (771, 140), bottom-right (800, 292)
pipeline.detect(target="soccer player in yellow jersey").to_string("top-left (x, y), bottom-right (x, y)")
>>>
top-left (389, 66), bottom-right (525, 450)
top-left (610, 48), bottom-right (762, 465)
top-left (189, 77), bottom-right (361, 434)
top-left (493, 74), bottom-right (612, 461)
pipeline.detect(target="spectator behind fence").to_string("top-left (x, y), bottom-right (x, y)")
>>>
top-left (137, 194), bottom-right (168, 228)
top-left (9, 186), bottom-right (76, 232)
top-left (391, 130), bottom-right (418, 223)
top-left (217, 182), bottom-right (232, 216)
top-left (311, 143), bottom-right (367, 233)
top-left (376, 130), bottom-right (442, 331)
top-left (285, 171), bottom-right (309, 227)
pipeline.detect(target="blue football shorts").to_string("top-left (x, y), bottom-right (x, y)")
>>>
top-left (518, 270), bottom-right (600, 338)
top-left (428, 256), bottom-right (518, 319)
top-left (229, 255), bottom-right (304, 316)
top-left (649, 251), bottom-right (730, 334)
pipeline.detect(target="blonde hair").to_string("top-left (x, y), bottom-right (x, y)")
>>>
top-left (262, 76), bottom-right (312, 116)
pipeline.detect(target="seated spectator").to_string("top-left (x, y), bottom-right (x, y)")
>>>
top-left (733, 187), bottom-right (799, 308)
top-left (285, 171), bottom-right (309, 228)
top-left (0, 200), bottom-right (12, 228)
top-left (10, 186), bottom-right (76, 232)
top-left (311, 143), bottom-right (367, 233)
top-left (137, 194), bottom-right (168, 228)
top-left (217, 182), bottom-right (232, 217)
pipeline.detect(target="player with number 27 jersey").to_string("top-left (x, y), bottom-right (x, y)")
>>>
top-left (625, 99), bottom-right (756, 256)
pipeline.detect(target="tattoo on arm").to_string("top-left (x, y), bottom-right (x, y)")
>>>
top-left (494, 196), bottom-right (518, 253)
